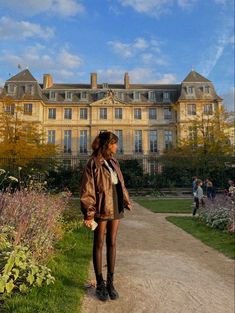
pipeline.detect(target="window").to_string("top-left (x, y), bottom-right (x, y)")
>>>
top-left (48, 108), bottom-right (56, 119)
top-left (133, 91), bottom-right (141, 101)
top-left (188, 126), bottom-right (197, 145)
top-left (164, 130), bottom-right (173, 149)
top-left (64, 108), bottom-right (72, 119)
top-left (8, 84), bottom-right (16, 94)
top-left (64, 130), bottom-right (72, 153)
top-left (48, 130), bottom-right (56, 144)
top-left (80, 108), bottom-right (88, 119)
top-left (81, 91), bottom-right (87, 100)
top-left (204, 86), bottom-right (210, 93)
top-left (115, 130), bottom-right (123, 153)
top-left (149, 108), bottom-right (157, 120)
top-left (187, 86), bottom-right (193, 94)
top-left (97, 92), bottom-right (105, 100)
top-left (102, 83), bottom-right (109, 89)
top-left (50, 91), bottom-right (56, 100)
top-left (187, 104), bottom-right (196, 115)
top-left (80, 130), bottom-right (87, 153)
top-left (164, 108), bottom-right (172, 120)
top-left (5, 104), bottom-right (15, 115)
top-left (100, 108), bottom-right (107, 119)
top-left (163, 92), bottom-right (170, 100)
top-left (116, 91), bottom-right (124, 100)
top-left (65, 91), bottom-right (72, 101)
top-left (149, 130), bottom-right (157, 152)
top-left (148, 91), bottom-right (156, 101)
top-left (24, 103), bottom-right (33, 115)
top-left (115, 108), bottom-right (122, 119)
top-left (134, 130), bottom-right (142, 153)
top-left (204, 104), bottom-right (213, 114)
top-left (134, 108), bottom-right (141, 119)
top-left (27, 85), bottom-right (33, 94)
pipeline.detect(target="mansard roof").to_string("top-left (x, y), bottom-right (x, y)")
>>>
top-left (182, 70), bottom-right (211, 83)
top-left (6, 69), bottom-right (37, 82)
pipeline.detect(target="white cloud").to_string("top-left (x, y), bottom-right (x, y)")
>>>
top-left (97, 67), bottom-right (177, 84)
top-left (0, 17), bottom-right (54, 40)
top-left (118, 0), bottom-right (227, 17)
top-left (107, 37), bottom-right (150, 58)
top-left (118, 0), bottom-right (199, 17)
top-left (107, 36), bottom-right (167, 65)
top-left (0, 44), bottom-right (83, 82)
top-left (0, 0), bottom-right (85, 17)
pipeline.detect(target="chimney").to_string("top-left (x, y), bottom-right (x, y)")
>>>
top-left (124, 72), bottom-right (130, 89)
top-left (90, 72), bottom-right (97, 89)
top-left (43, 74), bottom-right (53, 89)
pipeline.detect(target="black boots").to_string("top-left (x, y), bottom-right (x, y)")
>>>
top-left (106, 272), bottom-right (119, 300)
top-left (95, 273), bottom-right (109, 301)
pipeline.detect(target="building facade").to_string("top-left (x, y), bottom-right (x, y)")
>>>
top-left (0, 69), bottom-right (224, 173)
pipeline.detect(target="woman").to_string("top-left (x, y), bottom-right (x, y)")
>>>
top-left (79, 131), bottom-right (133, 301)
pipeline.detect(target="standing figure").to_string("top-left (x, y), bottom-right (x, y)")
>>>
top-left (193, 179), bottom-right (205, 216)
top-left (80, 131), bottom-right (133, 301)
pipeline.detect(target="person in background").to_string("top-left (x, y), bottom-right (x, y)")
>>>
top-left (192, 176), bottom-right (198, 204)
top-left (205, 178), bottom-right (213, 200)
top-left (193, 179), bottom-right (205, 216)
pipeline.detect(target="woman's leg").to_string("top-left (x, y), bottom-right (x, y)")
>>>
top-left (93, 220), bottom-right (107, 281)
top-left (106, 219), bottom-right (120, 273)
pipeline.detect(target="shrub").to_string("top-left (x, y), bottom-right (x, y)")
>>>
top-left (0, 190), bottom-right (69, 262)
top-left (198, 195), bottom-right (235, 232)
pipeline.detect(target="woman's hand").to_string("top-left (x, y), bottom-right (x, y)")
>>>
top-left (83, 219), bottom-right (94, 229)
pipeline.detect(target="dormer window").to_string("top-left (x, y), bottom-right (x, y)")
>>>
top-left (97, 91), bottom-right (105, 100)
top-left (65, 91), bottom-right (72, 101)
top-left (81, 91), bottom-right (87, 100)
top-left (116, 91), bottom-right (124, 100)
top-left (148, 91), bottom-right (156, 101)
top-left (187, 86), bottom-right (194, 94)
top-left (133, 91), bottom-right (141, 101)
top-left (102, 83), bottom-right (109, 89)
top-left (163, 92), bottom-right (170, 100)
top-left (8, 84), bottom-right (16, 94)
top-left (27, 84), bottom-right (33, 94)
top-left (204, 86), bottom-right (210, 93)
top-left (50, 91), bottom-right (56, 100)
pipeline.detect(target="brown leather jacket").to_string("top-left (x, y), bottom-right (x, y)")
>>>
top-left (79, 155), bottom-right (132, 220)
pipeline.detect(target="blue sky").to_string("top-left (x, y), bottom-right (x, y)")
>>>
top-left (0, 0), bottom-right (234, 110)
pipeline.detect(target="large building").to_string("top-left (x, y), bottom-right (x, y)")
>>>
top-left (0, 69), bottom-right (223, 172)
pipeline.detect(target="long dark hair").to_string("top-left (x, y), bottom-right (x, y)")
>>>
top-left (91, 131), bottom-right (118, 160)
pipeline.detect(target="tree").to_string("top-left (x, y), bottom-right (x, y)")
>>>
top-left (0, 95), bottom-right (60, 173)
top-left (159, 104), bottom-right (235, 187)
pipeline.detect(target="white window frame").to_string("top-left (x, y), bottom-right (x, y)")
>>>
top-left (65, 91), bottom-right (73, 101)
top-left (134, 108), bottom-right (142, 119)
top-left (24, 103), bottom-right (33, 115)
top-left (100, 108), bottom-right (107, 119)
top-left (50, 91), bottom-right (56, 100)
top-left (115, 108), bottom-right (122, 119)
top-left (48, 130), bottom-right (56, 144)
top-left (48, 108), bottom-right (56, 119)
top-left (80, 108), bottom-right (88, 119)
top-left (149, 108), bottom-right (157, 120)
top-left (64, 108), bottom-right (72, 119)
top-left (187, 104), bottom-right (196, 115)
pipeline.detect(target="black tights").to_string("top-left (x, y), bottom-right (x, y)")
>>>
top-left (93, 219), bottom-right (120, 281)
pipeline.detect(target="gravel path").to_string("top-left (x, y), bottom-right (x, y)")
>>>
top-left (80, 200), bottom-right (235, 313)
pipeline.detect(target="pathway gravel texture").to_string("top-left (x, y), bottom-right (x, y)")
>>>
top-left (80, 200), bottom-right (235, 313)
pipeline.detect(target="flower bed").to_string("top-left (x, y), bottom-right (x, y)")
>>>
top-left (198, 195), bottom-right (235, 233)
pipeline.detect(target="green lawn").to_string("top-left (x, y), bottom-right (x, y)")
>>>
top-left (166, 216), bottom-right (235, 259)
top-left (134, 198), bottom-right (193, 213)
top-left (1, 200), bottom-right (93, 313)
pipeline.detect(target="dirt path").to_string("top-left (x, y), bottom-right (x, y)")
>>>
top-left (80, 200), bottom-right (235, 313)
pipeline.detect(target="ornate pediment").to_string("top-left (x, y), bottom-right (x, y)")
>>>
top-left (90, 89), bottom-right (126, 106)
